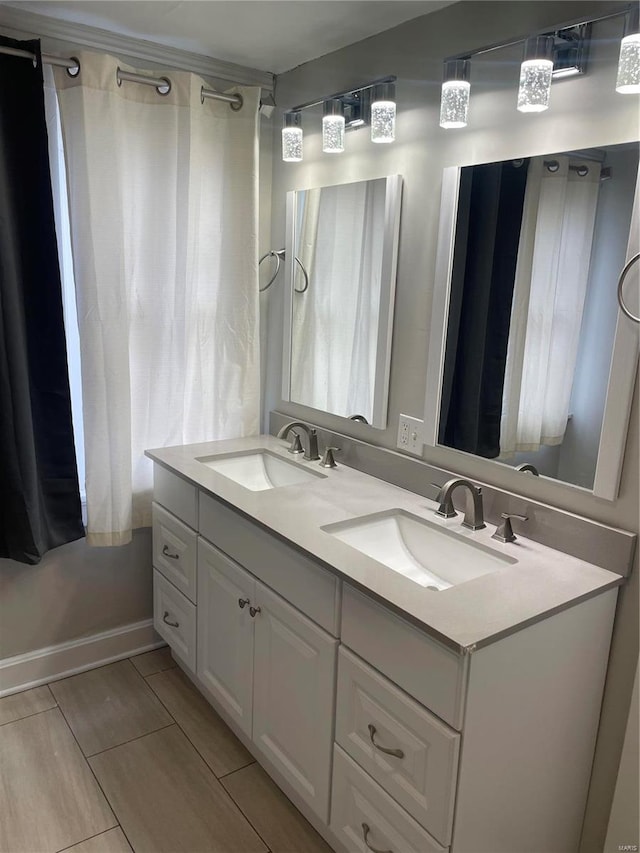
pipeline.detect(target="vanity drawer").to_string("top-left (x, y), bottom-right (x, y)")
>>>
top-left (341, 585), bottom-right (466, 730)
top-left (199, 492), bottom-right (340, 636)
top-left (336, 648), bottom-right (459, 845)
top-left (153, 463), bottom-right (198, 529)
top-left (330, 745), bottom-right (447, 853)
top-left (153, 569), bottom-right (196, 671)
top-left (152, 502), bottom-right (198, 603)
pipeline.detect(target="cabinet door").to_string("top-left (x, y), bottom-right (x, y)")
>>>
top-left (252, 580), bottom-right (338, 822)
top-left (197, 538), bottom-right (255, 738)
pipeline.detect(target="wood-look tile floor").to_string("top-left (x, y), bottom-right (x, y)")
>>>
top-left (0, 648), bottom-right (333, 853)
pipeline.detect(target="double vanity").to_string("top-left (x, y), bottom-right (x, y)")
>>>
top-left (146, 432), bottom-right (626, 853)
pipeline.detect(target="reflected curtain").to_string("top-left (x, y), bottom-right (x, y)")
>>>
top-left (500, 156), bottom-right (601, 455)
top-left (0, 37), bottom-right (84, 564)
top-left (54, 52), bottom-right (260, 546)
top-left (440, 160), bottom-right (529, 457)
top-left (290, 179), bottom-right (386, 421)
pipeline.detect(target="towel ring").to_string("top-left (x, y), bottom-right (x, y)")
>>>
top-left (617, 253), bottom-right (640, 324)
top-left (259, 249), bottom-right (309, 294)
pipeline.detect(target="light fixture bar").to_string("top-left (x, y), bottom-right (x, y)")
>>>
top-left (288, 75), bottom-right (396, 115)
top-left (442, 4), bottom-right (629, 64)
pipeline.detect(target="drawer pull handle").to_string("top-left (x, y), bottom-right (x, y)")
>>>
top-left (162, 611), bottom-right (179, 628)
top-left (162, 544), bottom-right (180, 560)
top-left (249, 605), bottom-right (261, 618)
top-left (238, 598), bottom-right (250, 609)
top-left (361, 823), bottom-right (392, 853)
top-left (368, 724), bottom-right (404, 759)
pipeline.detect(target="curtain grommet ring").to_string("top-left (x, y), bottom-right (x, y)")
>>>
top-left (66, 57), bottom-right (81, 78)
top-left (230, 93), bottom-right (243, 111)
top-left (156, 77), bottom-right (171, 96)
top-left (200, 85), bottom-right (205, 105)
top-left (116, 66), bottom-right (123, 87)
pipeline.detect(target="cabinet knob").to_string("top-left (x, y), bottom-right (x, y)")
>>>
top-left (367, 724), bottom-right (404, 758)
top-left (162, 610), bottom-right (179, 628)
top-left (361, 823), bottom-right (393, 853)
top-left (238, 598), bottom-right (250, 609)
top-left (162, 544), bottom-right (180, 560)
top-left (249, 605), bottom-right (261, 618)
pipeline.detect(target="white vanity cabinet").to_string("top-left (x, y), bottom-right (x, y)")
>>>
top-left (332, 583), bottom-right (619, 853)
top-left (152, 465), bottom-right (341, 825)
top-left (197, 536), bottom-right (338, 821)
top-left (150, 461), bottom-right (621, 853)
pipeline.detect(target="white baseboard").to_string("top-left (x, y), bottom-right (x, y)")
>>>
top-left (0, 619), bottom-right (165, 697)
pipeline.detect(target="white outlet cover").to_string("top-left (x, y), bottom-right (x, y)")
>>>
top-left (397, 414), bottom-right (424, 456)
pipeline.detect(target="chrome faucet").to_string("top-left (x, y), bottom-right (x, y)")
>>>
top-left (435, 478), bottom-right (485, 530)
top-left (277, 421), bottom-right (320, 461)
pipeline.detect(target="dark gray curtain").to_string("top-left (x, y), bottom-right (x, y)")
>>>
top-left (0, 36), bottom-right (84, 564)
top-left (440, 160), bottom-right (529, 458)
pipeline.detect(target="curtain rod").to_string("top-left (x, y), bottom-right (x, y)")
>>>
top-left (0, 43), bottom-right (79, 73)
top-left (0, 44), bottom-right (244, 109)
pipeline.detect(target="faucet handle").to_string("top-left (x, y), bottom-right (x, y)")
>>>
top-left (287, 431), bottom-right (304, 455)
top-left (320, 447), bottom-right (340, 468)
top-left (492, 512), bottom-right (528, 543)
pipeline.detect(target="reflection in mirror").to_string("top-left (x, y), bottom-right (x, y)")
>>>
top-left (426, 142), bottom-right (638, 494)
top-left (282, 176), bottom-right (402, 429)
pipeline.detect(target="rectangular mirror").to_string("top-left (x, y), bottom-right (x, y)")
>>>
top-left (425, 142), bottom-right (639, 499)
top-left (281, 175), bottom-right (402, 428)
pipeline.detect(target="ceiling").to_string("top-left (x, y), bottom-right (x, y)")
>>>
top-left (3, 1), bottom-right (456, 75)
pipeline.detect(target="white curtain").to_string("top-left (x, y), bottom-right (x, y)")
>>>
top-left (500, 155), bottom-right (600, 456)
top-left (54, 52), bottom-right (260, 545)
top-left (290, 179), bottom-right (385, 421)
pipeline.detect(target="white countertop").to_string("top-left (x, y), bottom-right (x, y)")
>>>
top-left (146, 435), bottom-right (623, 653)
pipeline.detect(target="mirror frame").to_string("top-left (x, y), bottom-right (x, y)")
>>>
top-left (424, 163), bottom-right (639, 501)
top-left (281, 174), bottom-right (403, 429)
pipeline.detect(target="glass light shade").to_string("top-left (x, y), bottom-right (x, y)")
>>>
top-left (517, 58), bottom-right (553, 112)
top-left (440, 80), bottom-right (470, 128)
top-left (322, 115), bottom-right (345, 153)
top-left (370, 101), bottom-right (395, 143)
top-left (371, 82), bottom-right (396, 143)
top-left (282, 127), bottom-right (303, 162)
top-left (616, 33), bottom-right (640, 93)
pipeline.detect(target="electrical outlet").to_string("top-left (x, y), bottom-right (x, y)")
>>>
top-left (397, 414), bottom-right (424, 456)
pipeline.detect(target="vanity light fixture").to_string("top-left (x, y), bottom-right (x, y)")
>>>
top-left (370, 82), bottom-right (396, 143)
top-left (616, 4), bottom-right (640, 94)
top-left (517, 35), bottom-right (555, 112)
top-left (440, 59), bottom-right (470, 128)
top-left (322, 99), bottom-right (345, 153)
top-left (282, 111), bottom-right (303, 162)
top-left (280, 76), bottom-right (397, 162)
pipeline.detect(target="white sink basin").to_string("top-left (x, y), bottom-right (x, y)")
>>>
top-left (323, 509), bottom-right (517, 590)
top-left (196, 450), bottom-right (326, 491)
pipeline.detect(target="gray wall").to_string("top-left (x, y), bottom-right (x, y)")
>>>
top-left (0, 531), bottom-right (152, 659)
top-left (264, 3), bottom-right (638, 850)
